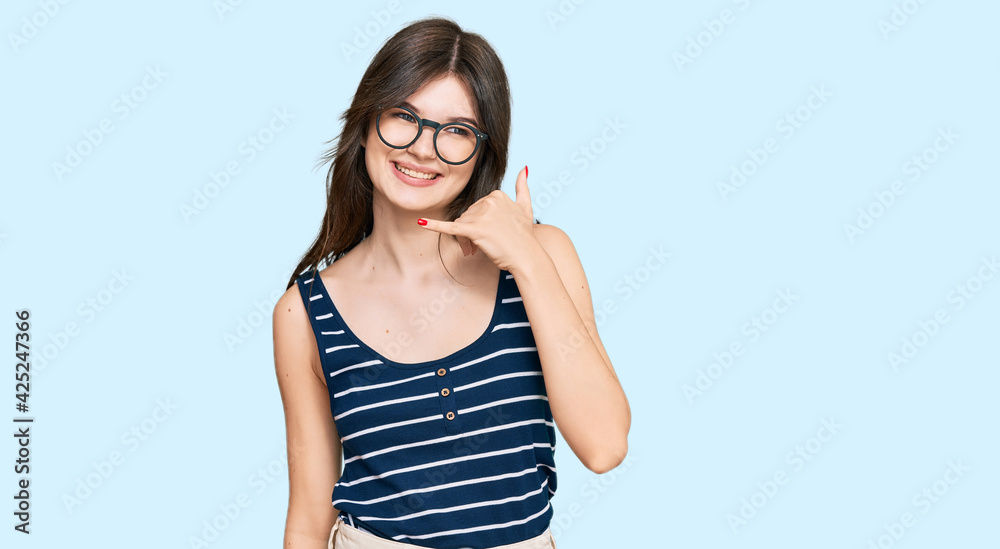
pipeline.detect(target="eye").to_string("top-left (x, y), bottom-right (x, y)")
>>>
top-left (393, 111), bottom-right (417, 123)
top-left (445, 125), bottom-right (473, 138)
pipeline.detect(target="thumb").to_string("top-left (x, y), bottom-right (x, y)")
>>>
top-left (515, 165), bottom-right (532, 218)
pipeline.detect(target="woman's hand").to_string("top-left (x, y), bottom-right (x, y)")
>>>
top-left (417, 166), bottom-right (537, 273)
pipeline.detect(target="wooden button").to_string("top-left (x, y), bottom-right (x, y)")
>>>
top-left (437, 368), bottom-right (447, 376)
top-left (445, 411), bottom-right (455, 420)
top-left (440, 388), bottom-right (450, 397)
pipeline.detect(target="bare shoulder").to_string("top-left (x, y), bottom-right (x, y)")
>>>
top-left (529, 222), bottom-right (593, 306)
top-left (531, 222), bottom-right (569, 239)
top-left (530, 224), bottom-right (620, 379)
top-left (273, 277), bottom-right (308, 330)
top-left (531, 223), bottom-right (580, 267)
top-left (273, 277), bottom-right (323, 382)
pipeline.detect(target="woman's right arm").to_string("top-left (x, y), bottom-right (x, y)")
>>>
top-left (273, 286), bottom-right (343, 548)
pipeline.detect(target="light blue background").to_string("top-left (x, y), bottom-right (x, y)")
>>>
top-left (3, 0), bottom-right (998, 547)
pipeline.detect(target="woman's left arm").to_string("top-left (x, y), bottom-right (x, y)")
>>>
top-left (415, 167), bottom-right (631, 474)
top-left (510, 223), bottom-right (631, 474)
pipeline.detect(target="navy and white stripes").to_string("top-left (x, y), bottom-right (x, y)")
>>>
top-left (295, 268), bottom-right (557, 548)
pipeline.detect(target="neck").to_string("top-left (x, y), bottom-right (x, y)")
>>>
top-left (354, 202), bottom-right (472, 283)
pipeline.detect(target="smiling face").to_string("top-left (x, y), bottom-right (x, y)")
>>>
top-left (364, 74), bottom-right (482, 218)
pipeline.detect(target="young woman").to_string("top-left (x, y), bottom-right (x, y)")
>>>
top-left (273, 17), bottom-right (630, 549)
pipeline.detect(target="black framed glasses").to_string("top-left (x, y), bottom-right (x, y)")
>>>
top-left (375, 105), bottom-right (488, 165)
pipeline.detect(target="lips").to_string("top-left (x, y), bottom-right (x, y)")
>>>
top-left (393, 162), bottom-right (439, 180)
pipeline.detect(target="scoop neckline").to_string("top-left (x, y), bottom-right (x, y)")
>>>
top-left (311, 268), bottom-right (506, 370)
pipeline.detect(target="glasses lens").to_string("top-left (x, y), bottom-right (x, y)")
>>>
top-left (378, 107), bottom-right (420, 147)
top-left (436, 124), bottom-right (479, 164)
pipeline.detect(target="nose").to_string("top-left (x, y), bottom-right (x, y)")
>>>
top-left (407, 125), bottom-right (437, 160)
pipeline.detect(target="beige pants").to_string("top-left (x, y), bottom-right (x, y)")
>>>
top-left (327, 518), bottom-right (557, 549)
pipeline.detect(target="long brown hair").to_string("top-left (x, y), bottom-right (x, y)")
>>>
top-left (286, 17), bottom-right (518, 291)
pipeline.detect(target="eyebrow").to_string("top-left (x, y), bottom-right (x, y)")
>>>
top-left (400, 101), bottom-right (480, 127)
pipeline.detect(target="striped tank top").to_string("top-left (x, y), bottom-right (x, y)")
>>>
top-left (295, 267), bottom-right (558, 548)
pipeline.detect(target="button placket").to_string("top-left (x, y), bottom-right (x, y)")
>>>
top-left (435, 366), bottom-right (461, 434)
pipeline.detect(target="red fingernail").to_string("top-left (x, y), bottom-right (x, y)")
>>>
top-left (525, 165), bottom-right (528, 177)
top-left (417, 218), bottom-right (427, 226)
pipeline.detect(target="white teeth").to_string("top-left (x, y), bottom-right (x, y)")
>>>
top-left (395, 163), bottom-right (436, 180)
